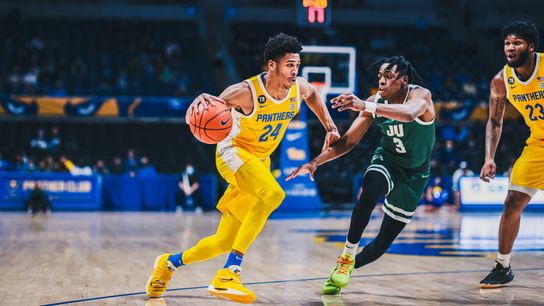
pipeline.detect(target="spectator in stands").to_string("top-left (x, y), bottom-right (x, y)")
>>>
top-left (424, 176), bottom-right (450, 212)
top-left (48, 79), bottom-right (67, 97)
top-left (159, 65), bottom-right (176, 84)
top-left (22, 65), bottom-right (39, 94)
top-left (30, 128), bottom-right (48, 151)
top-left (452, 161), bottom-right (474, 209)
top-left (454, 125), bottom-right (470, 143)
top-left (117, 69), bottom-right (127, 91)
top-left (13, 153), bottom-right (31, 172)
top-left (125, 148), bottom-right (138, 172)
top-left (93, 159), bottom-right (110, 175)
top-left (137, 156), bottom-right (158, 177)
top-left (29, 34), bottom-right (46, 51)
top-left (175, 162), bottom-right (202, 214)
top-left (0, 153), bottom-right (10, 171)
top-left (165, 41), bottom-right (181, 58)
top-left (48, 126), bottom-right (61, 153)
top-left (26, 158), bottom-right (37, 172)
top-left (462, 75), bottom-right (477, 98)
top-left (42, 155), bottom-right (59, 172)
top-left (60, 156), bottom-right (92, 176)
top-left (24, 182), bottom-right (51, 216)
top-left (440, 124), bottom-right (456, 141)
top-left (6, 66), bottom-right (23, 93)
top-left (110, 157), bottom-right (125, 175)
top-left (70, 57), bottom-right (87, 79)
top-left (37, 160), bottom-right (47, 172)
top-left (440, 140), bottom-right (460, 175)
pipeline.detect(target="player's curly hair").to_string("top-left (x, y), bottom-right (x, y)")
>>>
top-left (263, 33), bottom-right (303, 63)
top-left (502, 21), bottom-right (540, 49)
top-left (367, 56), bottom-right (423, 84)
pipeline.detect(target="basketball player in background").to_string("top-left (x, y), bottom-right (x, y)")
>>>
top-left (146, 33), bottom-right (340, 303)
top-left (479, 21), bottom-right (543, 288)
top-left (287, 56), bottom-right (435, 295)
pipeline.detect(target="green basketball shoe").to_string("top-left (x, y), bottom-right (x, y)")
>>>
top-left (322, 277), bottom-right (342, 295)
top-left (329, 253), bottom-right (355, 288)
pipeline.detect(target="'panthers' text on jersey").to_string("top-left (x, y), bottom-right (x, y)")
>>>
top-left (504, 52), bottom-right (544, 146)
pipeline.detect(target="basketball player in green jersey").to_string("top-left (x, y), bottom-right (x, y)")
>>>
top-left (287, 56), bottom-right (435, 295)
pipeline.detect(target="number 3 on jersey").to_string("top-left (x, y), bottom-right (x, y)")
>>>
top-left (393, 138), bottom-right (406, 153)
top-left (259, 123), bottom-right (283, 142)
top-left (386, 124), bottom-right (407, 153)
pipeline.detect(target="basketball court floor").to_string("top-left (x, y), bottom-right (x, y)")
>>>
top-left (1, 209), bottom-right (543, 305)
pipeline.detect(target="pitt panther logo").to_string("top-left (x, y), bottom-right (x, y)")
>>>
top-left (386, 124), bottom-right (404, 137)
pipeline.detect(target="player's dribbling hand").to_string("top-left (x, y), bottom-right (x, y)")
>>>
top-left (191, 93), bottom-right (227, 114)
top-left (479, 159), bottom-right (496, 182)
top-left (285, 161), bottom-right (318, 181)
top-left (186, 93), bottom-right (226, 123)
top-left (322, 129), bottom-right (341, 152)
top-left (330, 93), bottom-right (366, 112)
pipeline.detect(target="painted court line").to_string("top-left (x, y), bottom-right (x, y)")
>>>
top-left (42, 267), bottom-right (544, 305)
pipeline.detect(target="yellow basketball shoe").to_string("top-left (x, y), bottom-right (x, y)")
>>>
top-left (146, 253), bottom-right (177, 298)
top-left (207, 268), bottom-right (256, 304)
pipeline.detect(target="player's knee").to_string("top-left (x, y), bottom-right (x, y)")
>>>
top-left (261, 187), bottom-right (285, 211)
top-left (504, 192), bottom-right (529, 214)
top-left (216, 235), bottom-right (236, 253)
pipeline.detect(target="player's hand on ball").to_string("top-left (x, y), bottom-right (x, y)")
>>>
top-left (330, 93), bottom-right (366, 112)
top-left (285, 161), bottom-right (318, 182)
top-left (480, 159), bottom-right (496, 182)
top-left (322, 129), bottom-right (341, 152)
top-left (191, 93), bottom-right (227, 114)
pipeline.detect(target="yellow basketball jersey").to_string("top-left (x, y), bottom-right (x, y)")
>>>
top-left (217, 73), bottom-right (300, 172)
top-left (503, 52), bottom-right (544, 145)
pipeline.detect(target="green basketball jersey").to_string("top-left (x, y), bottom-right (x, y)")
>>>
top-left (373, 85), bottom-right (435, 170)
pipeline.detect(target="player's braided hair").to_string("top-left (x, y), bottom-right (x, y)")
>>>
top-left (502, 21), bottom-right (540, 50)
top-left (367, 56), bottom-right (423, 84)
top-left (263, 33), bottom-right (303, 63)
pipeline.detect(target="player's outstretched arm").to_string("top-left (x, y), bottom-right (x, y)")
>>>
top-left (286, 111), bottom-right (373, 181)
top-left (330, 88), bottom-right (430, 122)
top-left (480, 72), bottom-right (507, 182)
top-left (299, 77), bottom-right (340, 151)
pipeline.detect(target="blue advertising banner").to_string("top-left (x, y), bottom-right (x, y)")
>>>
top-left (277, 105), bottom-right (321, 211)
top-left (0, 172), bottom-right (102, 210)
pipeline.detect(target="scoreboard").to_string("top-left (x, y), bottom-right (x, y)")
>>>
top-left (297, 0), bottom-right (331, 27)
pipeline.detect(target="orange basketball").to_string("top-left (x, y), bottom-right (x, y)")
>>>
top-left (188, 102), bottom-right (232, 144)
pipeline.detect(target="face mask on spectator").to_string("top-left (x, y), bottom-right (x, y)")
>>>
top-left (186, 166), bottom-right (194, 175)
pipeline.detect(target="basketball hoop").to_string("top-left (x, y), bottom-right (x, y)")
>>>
top-left (310, 81), bottom-right (330, 102)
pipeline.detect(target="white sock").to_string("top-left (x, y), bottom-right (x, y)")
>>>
top-left (342, 240), bottom-right (359, 257)
top-left (227, 265), bottom-right (241, 274)
top-left (496, 252), bottom-right (511, 268)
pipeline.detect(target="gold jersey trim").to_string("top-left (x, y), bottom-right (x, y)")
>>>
top-left (256, 73), bottom-right (295, 104)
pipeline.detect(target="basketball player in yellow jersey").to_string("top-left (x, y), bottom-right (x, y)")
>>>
top-left (480, 21), bottom-right (544, 288)
top-left (146, 33), bottom-right (340, 303)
